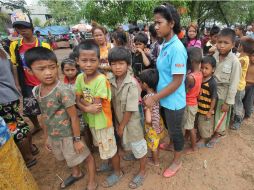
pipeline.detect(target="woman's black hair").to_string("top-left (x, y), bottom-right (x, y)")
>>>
top-left (153, 3), bottom-right (181, 34)
top-left (149, 24), bottom-right (157, 38)
top-left (108, 47), bottom-right (132, 65)
top-left (139, 69), bottom-right (159, 91)
top-left (112, 31), bottom-right (127, 46)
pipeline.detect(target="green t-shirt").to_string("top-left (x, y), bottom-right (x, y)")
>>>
top-left (75, 73), bottom-right (113, 130)
top-left (33, 82), bottom-right (75, 141)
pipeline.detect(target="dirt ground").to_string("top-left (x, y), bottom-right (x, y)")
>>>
top-left (29, 48), bottom-right (254, 190)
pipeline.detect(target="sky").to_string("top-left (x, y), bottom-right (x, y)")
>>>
top-left (25, 0), bottom-right (39, 5)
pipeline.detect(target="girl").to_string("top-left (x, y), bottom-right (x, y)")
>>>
top-left (145, 3), bottom-right (187, 178)
top-left (184, 23), bottom-right (202, 48)
top-left (140, 69), bottom-right (166, 166)
top-left (61, 57), bottom-right (80, 88)
top-left (0, 48), bottom-right (38, 168)
top-left (112, 30), bottom-right (128, 47)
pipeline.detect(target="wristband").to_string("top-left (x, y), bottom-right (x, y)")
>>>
top-left (73, 136), bottom-right (81, 142)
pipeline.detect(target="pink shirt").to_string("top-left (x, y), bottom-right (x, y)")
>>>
top-left (187, 39), bottom-right (202, 48)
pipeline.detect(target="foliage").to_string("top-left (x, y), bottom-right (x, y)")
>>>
top-left (33, 17), bottom-right (41, 27)
top-left (0, 0), bottom-right (28, 13)
top-left (0, 12), bottom-right (11, 33)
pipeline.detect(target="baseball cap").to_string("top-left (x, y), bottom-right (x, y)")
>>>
top-left (11, 12), bottom-right (33, 28)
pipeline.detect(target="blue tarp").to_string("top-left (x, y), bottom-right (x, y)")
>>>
top-left (34, 26), bottom-right (70, 35)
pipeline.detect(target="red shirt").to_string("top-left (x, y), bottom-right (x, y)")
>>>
top-left (186, 71), bottom-right (203, 106)
top-left (19, 41), bottom-right (41, 86)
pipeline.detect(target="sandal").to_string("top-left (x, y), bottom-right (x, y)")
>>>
top-left (206, 137), bottom-right (221, 148)
top-left (26, 158), bottom-right (37, 168)
top-left (31, 144), bottom-right (39, 156)
top-left (101, 171), bottom-right (124, 188)
top-left (129, 174), bottom-right (145, 189)
top-left (60, 172), bottom-right (84, 189)
top-left (163, 162), bottom-right (182, 178)
top-left (96, 163), bottom-right (113, 172)
top-left (123, 153), bottom-right (136, 161)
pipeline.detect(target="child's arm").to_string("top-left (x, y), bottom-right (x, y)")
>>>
top-left (145, 107), bottom-right (152, 124)
top-left (186, 74), bottom-right (195, 90)
top-left (246, 79), bottom-right (254, 85)
top-left (206, 98), bottom-right (216, 118)
top-left (137, 48), bottom-right (150, 66)
top-left (207, 79), bottom-right (217, 118)
top-left (40, 114), bottom-right (52, 151)
top-left (66, 105), bottom-right (84, 154)
top-left (117, 111), bottom-right (132, 137)
top-left (76, 94), bottom-right (102, 114)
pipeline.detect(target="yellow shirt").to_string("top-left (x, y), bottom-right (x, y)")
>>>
top-left (238, 55), bottom-right (249, 91)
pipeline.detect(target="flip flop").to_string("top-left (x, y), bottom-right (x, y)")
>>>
top-left (31, 144), bottom-right (39, 156)
top-left (26, 158), bottom-right (37, 168)
top-left (196, 143), bottom-right (206, 149)
top-left (101, 171), bottom-right (124, 188)
top-left (123, 153), bottom-right (136, 161)
top-left (129, 174), bottom-right (145, 189)
top-left (163, 162), bottom-right (182, 178)
top-left (96, 163), bottom-right (113, 172)
top-left (60, 172), bottom-right (84, 189)
top-left (206, 137), bottom-right (221, 148)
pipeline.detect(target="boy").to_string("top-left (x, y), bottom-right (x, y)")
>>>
top-left (10, 12), bottom-right (51, 134)
top-left (207, 28), bottom-right (241, 147)
top-left (203, 26), bottom-right (220, 56)
top-left (197, 56), bottom-right (217, 147)
top-left (24, 47), bottom-right (97, 190)
top-left (184, 47), bottom-right (203, 154)
top-left (109, 47), bottom-right (147, 189)
top-left (75, 40), bottom-right (123, 188)
top-left (243, 52), bottom-right (254, 118)
top-left (232, 37), bottom-right (254, 130)
top-left (132, 32), bottom-right (151, 76)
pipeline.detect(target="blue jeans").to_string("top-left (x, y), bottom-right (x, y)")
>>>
top-left (160, 107), bottom-right (185, 152)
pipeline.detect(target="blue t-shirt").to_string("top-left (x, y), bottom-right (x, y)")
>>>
top-left (0, 116), bottom-right (11, 148)
top-left (156, 35), bottom-right (187, 110)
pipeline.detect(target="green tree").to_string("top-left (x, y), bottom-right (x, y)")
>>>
top-left (33, 17), bottom-right (41, 27)
top-left (0, 0), bottom-right (28, 13)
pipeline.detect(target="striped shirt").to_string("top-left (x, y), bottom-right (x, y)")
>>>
top-left (198, 77), bottom-right (218, 115)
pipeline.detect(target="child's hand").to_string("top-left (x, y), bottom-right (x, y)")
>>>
top-left (45, 138), bottom-right (52, 152)
top-left (206, 111), bottom-right (212, 119)
top-left (144, 95), bottom-right (156, 108)
top-left (87, 103), bottom-right (102, 114)
top-left (221, 103), bottom-right (229, 112)
top-left (136, 48), bottom-right (144, 53)
top-left (117, 125), bottom-right (124, 138)
top-left (144, 48), bottom-right (150, 56)
top-left (74, 141), bottom-right (85, 154)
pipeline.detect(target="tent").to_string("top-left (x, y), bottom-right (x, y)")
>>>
top-left (71, 24), bottom-right (92, 32)
top-left (34, 26), bottom-right (70, 36)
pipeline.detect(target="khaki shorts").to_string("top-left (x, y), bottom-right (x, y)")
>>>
top-left (126, 139), bottom-right (147, 159)
top-left (90, 127), bottom-right (117, 160)
top-left (198, 114), bottom-right (214, 139)
top-left (184, 105), bottom-right (198, 130)
top-left (48, 136), bottom-right (90, 167)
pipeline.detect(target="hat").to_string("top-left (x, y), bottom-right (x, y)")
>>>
top-left (11, 12), bottom-right (33, 28)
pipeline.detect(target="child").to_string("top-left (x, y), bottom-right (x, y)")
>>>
top-left (207, 28), bottom-right (241, 147)
top-left (203, 26), bottom-right (220, 56)
top-left (61, 57), bottom-right (80, 88)
top-left (112, 30), bottom-right (128, 47)
top-left (197, 56), bottom-right (217, 147)
top-left (243, 52), bottom-right (254, 118)
top-left (10, 12), bottom-right (51, 135)
top-left (109, 47), bottom-right (147, 189)
top-left (132, 32), bottom-right (151, 76)
top-left (74, 40), bottom-right (123, 188)
top-left (184, 47), bottom-right (203, 154)
top-left (183, 23), bottom-right (202, 48)
top-left (0, 48), bottom-right (38, 168)
top-left (139, 69), bottom-right (166, 166)
top-left (25, 47), bottom-right (97, 190)
top-left (232, 37), bottom-right (254, 129)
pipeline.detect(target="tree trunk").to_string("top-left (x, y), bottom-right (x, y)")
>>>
top-left (216, 1), bottom-right (230, 27)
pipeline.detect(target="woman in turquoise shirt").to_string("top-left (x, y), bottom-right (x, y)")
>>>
top-left (145, 3), bottom-right (187, 178)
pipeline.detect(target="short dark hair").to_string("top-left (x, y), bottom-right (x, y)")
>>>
top-left (108, 47), bottom-right (132, 65)
top-left (61, 58), bottom-right (77, 71)
top-left (154, 3), bottom-right (181, 34)
top-left (112, 31), bottom-right (127, 46)
top-left (240, 36), bottom-right (254, 55)
top-left (76, 39), bottom-right (100, 59)
top-left (91, 25), bottom-right (107, 35)
top-left (149, 24), bottom-right (157, 38)
top-left (24, 47), bottom-right (57, 68)
top-left (134, 32), bottom-right (148, 45)
top-left (210, 26), bottom-right (220, 36)
top-left (187, 47), bottom-right (202, 65)
top-left (201, 55), bottom-right (216, 68)
top-left (218, 28), bottom-right (236, 43)
top-left (139, 69), bottom-right (159, 91)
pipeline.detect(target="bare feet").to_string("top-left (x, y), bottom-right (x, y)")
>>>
top-left (184, 147), bottom-right (197, 155)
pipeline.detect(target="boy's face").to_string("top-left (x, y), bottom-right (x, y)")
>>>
top-left (201, 63), bottom-right (214, 78)
top-left (216, 35), bottom-right (234, 56)
top-left (15, 25), bottom-right (33, 39)
top-left (30, 60), bottom-right (58, 85)
top-left (134, 41), bottom-right (145, 51)
top-left (111, 60), bottom-right (128, 78)
top-left (77, 50), bottom-right (99, 76)
top-left (210, 34), bottom-right (218, 44)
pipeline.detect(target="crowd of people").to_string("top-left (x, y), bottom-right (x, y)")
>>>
top-left (1, 3), bottom-right (254, 190)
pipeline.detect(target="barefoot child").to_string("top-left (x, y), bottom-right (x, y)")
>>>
top-left (25, 47), bottom-right (97, 190)
top-left (184, 47), bottom-right (203, 154)
top-left (243, 52), bottom-right (254, 118)
top-left (61, 57), bottom-right (80, 88)
top-left (139, 69), bottom-right (166, 166)
top-left (109, 47), bottom-right (147, 189)
top-left (75, 40), bottom-right (122, 188)
top-left (197, 56), bottom-right (217, 147)
top-left (207, 28), bottom-right (241, 147)
top-left (231, 37), bottom-right (254, 130)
